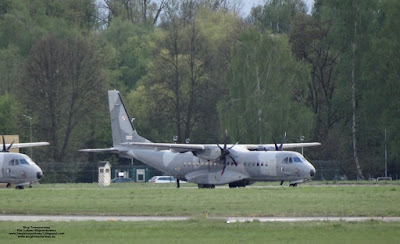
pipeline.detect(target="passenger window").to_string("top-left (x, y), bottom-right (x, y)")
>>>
top-left (261, 163), bottom-right (264, 166)
top-left (257, 163), bottom-right (260, 167)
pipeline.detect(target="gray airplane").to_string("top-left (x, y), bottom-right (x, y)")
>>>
top-left (81, 90), bottom-right (320, 188)
top-left (0, 136), bottom-right (48, 189)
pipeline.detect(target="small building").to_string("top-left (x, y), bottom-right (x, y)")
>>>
top-left (112, 164), bottom-right (157, 183)
top-left (98, 161), bottom-right (111, 186)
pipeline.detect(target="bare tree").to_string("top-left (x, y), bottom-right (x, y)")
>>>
top-left (20, 35), bottom-right (105, 162)
top-left (102, 0), bottom-right (167, 25)
top-left (289, 14), bottom-right (340, 140)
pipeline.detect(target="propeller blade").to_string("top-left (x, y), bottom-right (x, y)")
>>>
top-left (219, 129), bottom-right (238, 175)
top-left (228, 154), bottom-right (238, 166)
top-left (221, 161), bottom-right (227, 175)
top-left (6, 138), bottom-right (16, 151)
top-left (228, 142), bottom-right (239, 150)
top-left (273, 138), bottom-right (279, 151)
top-left (279, 132), bottom-right (286, 150)
top-left (2, 135), bottom-right (6, 152)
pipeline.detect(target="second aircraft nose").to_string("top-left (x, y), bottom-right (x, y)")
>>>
top-left (310, 168), bottom-right (316, 178)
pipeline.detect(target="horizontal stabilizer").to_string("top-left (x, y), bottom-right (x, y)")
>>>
top-left (122, 142), bottom-right (205, 153)
top-left (79, 148), bottom-right (124, 153)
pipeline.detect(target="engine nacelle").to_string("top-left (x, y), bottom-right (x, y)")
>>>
top-left (194, 147), bottom-right (221, 160)
top-left (253, 145), bottom-right (276, 151)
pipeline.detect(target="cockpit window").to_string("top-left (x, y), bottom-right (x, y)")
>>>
top-left (282, 156), bottom-right (303, 164)
top-left (293, 157), bottom-right (303, 163)
top-left (19, 159), bottom-right (30, 165)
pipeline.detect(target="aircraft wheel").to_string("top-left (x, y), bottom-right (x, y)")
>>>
top-left (15, 186), bottom-right (24, 190)
top-left (289, 183), bottom-right (298, 187)
top-left (229, 183), bottom-right (238, 188)
top-left (198, 184), bottom-right (215, 189)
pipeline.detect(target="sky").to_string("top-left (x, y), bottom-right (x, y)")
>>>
top-left (241, 0), bottom-right (315, 16)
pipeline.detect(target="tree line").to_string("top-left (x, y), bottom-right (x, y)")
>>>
top-left (0, 0), bottom-right (398, 182)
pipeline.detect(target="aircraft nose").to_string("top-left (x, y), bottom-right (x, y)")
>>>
top-left (310, 168), bottom-right (316, 178)
top-left (37, 171), bottom-right (43, 180)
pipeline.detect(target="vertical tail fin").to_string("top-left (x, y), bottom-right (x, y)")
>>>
top-left (108, 90), bottom-right (150, 146)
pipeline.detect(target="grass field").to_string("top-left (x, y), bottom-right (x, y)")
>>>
top-left (1, 182), bottom-right (399, 243)
top-left (0, 182), bottom-right (399, 217)
top-left (1, 220), bottom-right (400, 244)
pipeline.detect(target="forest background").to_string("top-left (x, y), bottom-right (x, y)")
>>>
top-left (0, 0), bottom-right (398, 182)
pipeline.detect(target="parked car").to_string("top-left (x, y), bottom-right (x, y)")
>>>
top-left (111, 178), bottom-right (132, 183)
top-left (148, 176), bottom-right (176, 183)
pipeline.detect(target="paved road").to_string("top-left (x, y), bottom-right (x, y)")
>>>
top-left (1, 215), bottom-right (399, 222)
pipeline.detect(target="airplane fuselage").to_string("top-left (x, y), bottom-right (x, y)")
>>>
top-left (120, 146), bottom-right (315, 186)
top-left (81, 90), bottom-right (319, 188)
top-left (0, 153), bottom-right (43, 188)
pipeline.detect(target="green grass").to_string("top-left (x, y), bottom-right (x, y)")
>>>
top-left (1, 220), bottom-right (399, 244)
top-left (0, 183), bottom-right (399, 217)
top-left (1, 183), bottom-right (399, 243)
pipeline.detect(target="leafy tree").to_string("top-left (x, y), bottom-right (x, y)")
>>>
top-left (0, 45), bottom-right (21, 94)
top-left (250, 0), bottom-right (307, 34)
top-left (101, 18), bottom-right (155, 91)
top-left (314, 0), bottom-right (378, 179)
top-left (0, 93), bottom-right (17, 134)
top-left (359, 0), bottom-right (400, 178)
top-left (129, 3), bottom-right (241, 143)
top-left (220, 28), bottom-right (313, 144)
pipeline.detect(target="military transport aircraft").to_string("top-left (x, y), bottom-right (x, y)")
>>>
top-left (0, 136), bottom-right (48, 189)
top-left (80, 90), bottom-right (320, 188)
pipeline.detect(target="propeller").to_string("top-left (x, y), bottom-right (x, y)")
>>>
top-left (273, 132), bottom-right (287, 151)
top-left (217, 130), bottom-right (238, 175)
top-left (1, 135), bottom-right (15, 152)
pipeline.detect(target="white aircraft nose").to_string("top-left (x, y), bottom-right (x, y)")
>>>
top-left (35, 166), bottom-right (44, 180)
top-left (310, 165), bottom-right (316, 178)
top-left (37, 170), bottom-right (43, 180)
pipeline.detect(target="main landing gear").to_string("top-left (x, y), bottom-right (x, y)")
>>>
top-left (281, 181), bottom-right (298, 187)
top-left (198, 184), bottom-right (215, 189)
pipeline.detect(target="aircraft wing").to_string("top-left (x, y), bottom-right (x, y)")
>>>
top-left (122, 142), bottom-right (320, 152)
top-left (1, 142), bottom-right (50, 148)
top-left (245, 142), bottom-right (321, 150)
top-left (122, 142), bottom-right (205, 153)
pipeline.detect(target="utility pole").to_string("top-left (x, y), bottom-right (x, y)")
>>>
top-left (385, 129), bottom-right (387, 178)
top-left (23, 115), bottom-right (33, 158)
